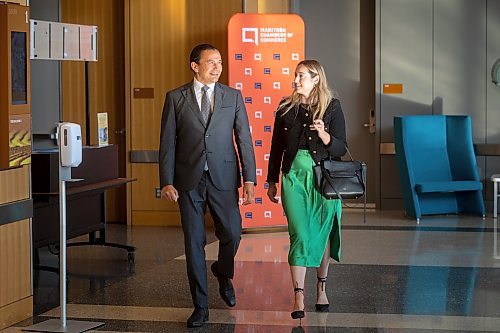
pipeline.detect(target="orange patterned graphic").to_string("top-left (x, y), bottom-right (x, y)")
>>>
top-left (228, 14), bottom-right (305, 228)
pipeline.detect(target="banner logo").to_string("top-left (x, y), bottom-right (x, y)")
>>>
top-left (243, 27), bottom-right (297, 46)
top-left (242, 28), bottom-right (259, 45)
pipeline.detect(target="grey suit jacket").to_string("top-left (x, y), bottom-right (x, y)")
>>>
top-left (159, 81), bottom-right (256, 192)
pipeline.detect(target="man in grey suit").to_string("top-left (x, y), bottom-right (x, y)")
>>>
top-left (159, 44), bottom-right (256, 328)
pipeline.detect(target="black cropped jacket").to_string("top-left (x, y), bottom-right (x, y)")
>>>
top-left (266, 98), bottom-right (347, 184)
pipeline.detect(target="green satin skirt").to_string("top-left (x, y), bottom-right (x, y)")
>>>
top-left (282, 149), bottom-right (342, 267)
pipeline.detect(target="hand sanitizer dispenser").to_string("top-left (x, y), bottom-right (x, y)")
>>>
top-left (60, 122), bottom-right (82, 167)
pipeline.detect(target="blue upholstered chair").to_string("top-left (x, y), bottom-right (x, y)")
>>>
top-left (394, 115), bottom-right (485, 222)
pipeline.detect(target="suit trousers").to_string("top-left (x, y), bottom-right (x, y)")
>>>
top-left (178, 171), bottom-right (242, 309)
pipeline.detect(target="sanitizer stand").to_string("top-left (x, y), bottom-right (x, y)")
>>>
top-left (23, 124), bottom-right (104, 333)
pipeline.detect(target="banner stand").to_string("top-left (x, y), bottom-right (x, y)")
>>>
top-left (228, 13), bottom-right (305, 229)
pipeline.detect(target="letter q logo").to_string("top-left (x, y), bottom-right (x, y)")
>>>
top-left (242, 28), bottom-right (259, 46)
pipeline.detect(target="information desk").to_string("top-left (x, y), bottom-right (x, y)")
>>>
top-left (31, 145), bottom-right (136, 268)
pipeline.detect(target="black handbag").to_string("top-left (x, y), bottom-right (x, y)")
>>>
top-left (313, 148), bottom-right (367, 201)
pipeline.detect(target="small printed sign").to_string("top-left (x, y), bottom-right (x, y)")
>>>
top-left (97, 112), bottom-right (109, 146)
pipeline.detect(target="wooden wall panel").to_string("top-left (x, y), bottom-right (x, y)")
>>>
top-left (184, 0), bottom-right (242, 84)
top-left (130, 164), bottom-right (173, 211)
top-left (0, 219), bottom-right (31, 308)
top-left (0, 296), bottom-right (32, 330)
top-left (61, 0), bottom-right (126, 222)
top-left (129, 0), bottom-right (188, 150)
top-left (127, 0), bottom-right (242, 226)
top-left (0, 166), bottom-right (31, 328)
top-left (0, 166), bottom-right (29, 204)
top-left (0, 152), bottom-right (31, 327)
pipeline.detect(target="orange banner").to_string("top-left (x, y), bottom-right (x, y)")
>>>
top-left (228, 14), bottom-right (305, 228)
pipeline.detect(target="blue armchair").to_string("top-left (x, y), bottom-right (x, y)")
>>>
top-left (394, 115), bottom-right (485, 222)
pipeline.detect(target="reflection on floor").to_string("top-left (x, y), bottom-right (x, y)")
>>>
top-left (3, 210), bottom-right (500, 332)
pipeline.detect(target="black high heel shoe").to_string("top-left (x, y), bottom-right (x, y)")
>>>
top-left (315, 276), bottom-right (329, 312)
top-left (291, 288), bottom-right (305, 320)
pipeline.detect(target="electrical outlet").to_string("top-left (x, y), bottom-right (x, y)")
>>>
top-left (155, 187), bottom-right (161, 198)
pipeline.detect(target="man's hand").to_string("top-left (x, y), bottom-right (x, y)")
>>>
top-left (161, 185), bottom-right (179, 202)
top-left (242, 183), bottom-right (255, 205)
top-left (266, 182), bottom-right (279, 203)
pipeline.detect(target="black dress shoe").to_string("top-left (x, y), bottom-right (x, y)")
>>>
top-left (211, 261), bottom-right (236, 307)
top-left (187, 307), bottom-right (209, 328)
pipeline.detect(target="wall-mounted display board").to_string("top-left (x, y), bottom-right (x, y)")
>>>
top-left (30, 19), bottom-right (97, 61)
top-left (0, 3), bottom-right (31, 170)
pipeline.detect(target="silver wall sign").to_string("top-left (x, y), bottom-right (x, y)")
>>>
top-left (30, 19), bottom-right (97, 61)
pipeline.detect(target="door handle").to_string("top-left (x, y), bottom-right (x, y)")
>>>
top-left (364, 109), bottom-right (375, 134)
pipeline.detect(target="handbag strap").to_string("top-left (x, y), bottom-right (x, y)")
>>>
top-left (342, 146), bottom-right (367, 191)
top-left (344, 145), bottom-right (355, 162)
top-left (325, 143), bottom-right (354, 162)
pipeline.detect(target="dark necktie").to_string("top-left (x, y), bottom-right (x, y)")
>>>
top-left (200, 85), bottom-right (210, 124)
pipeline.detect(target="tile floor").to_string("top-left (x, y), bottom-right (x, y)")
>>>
top-left (3, 210), bottom-right (500, 332)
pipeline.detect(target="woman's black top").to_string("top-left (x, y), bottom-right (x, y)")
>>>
top-left (297, 104), bottom-right (312, 149)
top-left (266, 98), bottom-right (347, 184)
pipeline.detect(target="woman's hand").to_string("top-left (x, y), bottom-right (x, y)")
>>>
top-left (267, 182), bottom-right (279, 203)
top-left (310, 119), bottom-right (331, 145)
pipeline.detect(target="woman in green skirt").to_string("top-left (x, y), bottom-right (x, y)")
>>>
top-left (266, 60), bottom-right (347, 321)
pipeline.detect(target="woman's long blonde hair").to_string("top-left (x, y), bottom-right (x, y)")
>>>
top-left (279, 60), bottom-right (333, 120)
